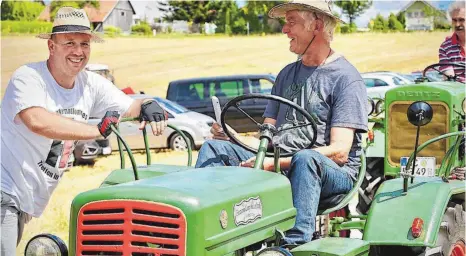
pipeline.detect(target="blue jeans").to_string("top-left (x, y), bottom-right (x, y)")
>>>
top-left (196, 140), bottom-right (354, 244)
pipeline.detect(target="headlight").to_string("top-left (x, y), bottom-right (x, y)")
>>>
top-left (25, 234), bottom-right (68, 256)
top-left (375, 99), bottom-right (385, 115)
top-left (462, 98), bottom-right (465, 113)
top-left (367, 97), bottom-right (375, 116)
top-left (256, 247), bottom-right (293, 256)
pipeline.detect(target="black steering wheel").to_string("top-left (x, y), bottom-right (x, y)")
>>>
top-left (423, 62), bottom-right (465, 82)
top-left (220, 93), bottom-right (318, 157)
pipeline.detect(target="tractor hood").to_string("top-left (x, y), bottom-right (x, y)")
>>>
top-left (69, 167), bottom-right (296, 255)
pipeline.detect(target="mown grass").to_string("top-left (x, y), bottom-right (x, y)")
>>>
top-left (2, 31), bottom-right (449, 97)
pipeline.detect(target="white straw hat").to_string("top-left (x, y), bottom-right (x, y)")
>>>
top-left (268, 0), bottom-right (344, 23)
top-left (37, 6), bottom-right (103, 43)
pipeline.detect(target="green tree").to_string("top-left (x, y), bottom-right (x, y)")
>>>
top-left (396, 11), bottom-right (406, 29)
top-left (422, 5), bottom-right (449, 30)
top-left (243, 1), bottom-right (283, 33)
top-left (163, 1), bottom-right (217, 23)
top-left (1, 1), bottom-right (45, 21)
top-left (388, 13), bottom-right (403, 31)
top-left (333, 0), bottom-right (372, 26)
top-left (49, 0), bottom-right (99, 21)
top-left (372, 14), bottom-right (388, 32)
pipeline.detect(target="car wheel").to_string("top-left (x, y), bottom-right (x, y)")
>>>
top-left (169, 133), bottom-right (193, 151)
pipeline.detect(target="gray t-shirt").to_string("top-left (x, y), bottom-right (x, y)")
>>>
top-left (263, 54), bottom-right (368, 178)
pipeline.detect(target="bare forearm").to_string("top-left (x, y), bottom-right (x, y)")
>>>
top-left (19, 107), bottom-right (101, 140)
top-left (123, 98), bottom-right (153, 118)
top-left (277, 145), bottom-right (347, 170)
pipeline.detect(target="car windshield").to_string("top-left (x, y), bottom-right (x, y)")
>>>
top-left (154, 97), bottom-right (190, 114)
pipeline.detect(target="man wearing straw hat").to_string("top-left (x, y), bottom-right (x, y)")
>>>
top-left (1, 7), bottom-right (167, 252)
top-left (195, 0), bottom-right (367, 245)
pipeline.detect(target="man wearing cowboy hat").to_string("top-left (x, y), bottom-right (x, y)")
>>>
top-left (195, 0), bottom-right (367, 245)
top-left (1, 7), bottom-right (168, 253)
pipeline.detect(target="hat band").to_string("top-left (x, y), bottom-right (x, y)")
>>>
top-left (52, 25), bottom-right (90, 33)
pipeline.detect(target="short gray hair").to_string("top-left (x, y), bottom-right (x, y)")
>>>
top-left (448, 1), bottom-right (465, 19)
top-left (298, 10), bottom-right (337, 42)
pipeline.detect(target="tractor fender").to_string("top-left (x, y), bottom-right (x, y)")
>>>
top-left (362, 177), bottom-right (464, 247)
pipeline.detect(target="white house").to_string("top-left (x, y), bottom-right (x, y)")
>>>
top-left (399, 0), bottom-right (447, 31)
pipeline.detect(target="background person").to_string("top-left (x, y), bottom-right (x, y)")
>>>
top-left (439, 1), bottom-right (465, 82)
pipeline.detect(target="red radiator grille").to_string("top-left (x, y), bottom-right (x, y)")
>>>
top-left (77, 200), bottom-right (186, 256)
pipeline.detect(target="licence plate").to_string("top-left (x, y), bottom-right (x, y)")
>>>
top-left (102, 147), bottom-right (112, 155)
top-left (400, 157), bottom-right (436, 177)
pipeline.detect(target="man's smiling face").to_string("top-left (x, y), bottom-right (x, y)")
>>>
top-left (49, 33), bottom-right (92, 77)
top-left (282, 10), bottom-right (316, 54)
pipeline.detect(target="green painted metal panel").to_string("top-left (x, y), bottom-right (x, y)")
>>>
top-left (291, 238), bottom-right (370, 256)
top-left (384, 82), bottom-right (465, 177)
top-left (365, 127), bottom-right (385, 158)
top-left (363, 177), bottom-right (464, 246)
top-left (69, 167), bottom-right (296, 256)
top-left (100, 164), bottom-right (193, 187)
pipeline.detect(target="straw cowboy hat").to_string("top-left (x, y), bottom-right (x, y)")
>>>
top-left (37, 6), bottom-right (103, 43)
top-left (268, 0), bottom-right (345, 23)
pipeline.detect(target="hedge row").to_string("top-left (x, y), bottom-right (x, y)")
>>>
top-left (2, 20), bottom-right (53, 34)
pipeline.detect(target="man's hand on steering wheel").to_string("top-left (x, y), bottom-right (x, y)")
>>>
top-left (220, 94), bottom-right (317, 158)
top-left (139, 100), bottom-right (168, 136)
top-left (424, 62), bottom-right (465, 82)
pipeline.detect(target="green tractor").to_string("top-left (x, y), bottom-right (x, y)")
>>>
top-left (25, 62), bottom-right (465, 256)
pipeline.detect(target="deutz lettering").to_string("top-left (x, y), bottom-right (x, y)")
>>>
top-left (396, 91), bottom-right (440, 98)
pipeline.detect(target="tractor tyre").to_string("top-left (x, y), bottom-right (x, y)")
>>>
top-left (357, 157), bottom-right (384, 214)
top-left (426, 203), bottom-right (465, 256)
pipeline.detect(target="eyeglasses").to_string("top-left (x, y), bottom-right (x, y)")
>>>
top-left (54, 41), bottom-right (90, 49)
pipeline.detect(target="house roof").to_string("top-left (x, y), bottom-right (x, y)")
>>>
top-left (399, 0), bottom-right (439, 13)
top-left (84, 0), bottom-right (118, 22)
top-left (37, 0), bottom-right (136, 23)
top-left (37, 5), bottom-right (51, 22)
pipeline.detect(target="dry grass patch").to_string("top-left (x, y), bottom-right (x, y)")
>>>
top-left (2, 32), bottom-right (449, 97)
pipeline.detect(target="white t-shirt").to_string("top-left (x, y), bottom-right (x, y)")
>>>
top-left (1, 61), bottom-right (134, 217)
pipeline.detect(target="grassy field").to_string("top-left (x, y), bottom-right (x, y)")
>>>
top-left (1, 31), bottom-right (450, 254)
top-left (2, 31), bottom-right (449, 97)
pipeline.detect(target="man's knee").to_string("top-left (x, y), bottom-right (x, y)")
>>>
top-left (291, 150), bottom-right (323, 166)
top-left (199, 139), bottom-right (231, 153)
top-left (290, 150), bottom-right (323, 176)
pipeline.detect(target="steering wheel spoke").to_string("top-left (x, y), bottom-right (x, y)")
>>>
top-left (277, 122), bottom-right (313, 133)
top-left (233, 103), bottom-right (261, 127)
top-left (423, 62), bottom-right (465, 82)
top-left (220, 94), bottom-right (317, 157)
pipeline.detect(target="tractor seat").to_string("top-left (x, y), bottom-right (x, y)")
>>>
top-left (317, 152), bottom-right (366, 215)
top-left (318, 194), bottom-right (346, 210)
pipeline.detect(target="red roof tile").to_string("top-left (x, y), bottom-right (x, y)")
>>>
top-left (84, 0), bottom-right (118, 22)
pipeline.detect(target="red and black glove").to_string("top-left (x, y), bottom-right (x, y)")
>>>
top-left (139, 100), bottom-right (167, 122)
top-left (98, 111), bottom-right (120, 138)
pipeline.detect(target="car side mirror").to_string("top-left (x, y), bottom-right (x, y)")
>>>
top-left (407, 101), bottom-right (433, 127)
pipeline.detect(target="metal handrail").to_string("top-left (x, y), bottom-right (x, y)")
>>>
top-left (112, 118), bottom-right (193, 181)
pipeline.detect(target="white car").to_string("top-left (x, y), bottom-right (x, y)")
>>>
top-left (361, 72), bottom-right (412, 99)
top-left (107, 95), bottom-right (214, 151)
